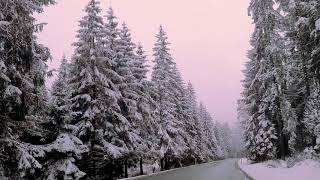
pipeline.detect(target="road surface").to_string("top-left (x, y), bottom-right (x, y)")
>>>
top-left (128, 159), bottom-right (249, 180)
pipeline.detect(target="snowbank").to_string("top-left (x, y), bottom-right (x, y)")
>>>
top-left (238, 158), bottom-right (320, 180)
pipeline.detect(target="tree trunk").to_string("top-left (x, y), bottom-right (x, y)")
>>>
top-left (160, 158), bottom-right (164, 171)
top-left (269, 58), bottom-right (289, 160)
top-left (109, 159), bottom-right (114, 179)
top-left (312, 135), bottom-right (317, 147)
top-left (164, 157), bottom-right (169, 170)
top-left (125, 159), bottom-right (128, 178)
top-left (140, 157), bottom-right (143, 175)
top-left (275, 110), bottom-right (287, 160)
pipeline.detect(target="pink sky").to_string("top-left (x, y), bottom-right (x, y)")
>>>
top-left (36, 0), bottom-right (253, 126)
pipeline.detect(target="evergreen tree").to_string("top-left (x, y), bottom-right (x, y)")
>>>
top-left (197, 103), bottom-right (220, 160)
top-left (136, 79), bottom-right (161, 172)
top-left (240, 0), bottom-right (281, 162)
top-left (69, 0), bottom-right (104, 147)
top-left (303, 89), bottom-right (320, 137)
top-left (67, 1), bottom-right (128, 178)
top-left (214, 122), bottom-right (233, 158)
top-left (0, 0), bottom-right (56, 178)
top-left (131, 43), bottom-right (159, 174)
top-left (133, 43), bottom-right (149, 80)
top-left (49, 55), bottom-right (88, 180)
top-left (169, 65), bottom-right (193, 162)
top-left (274, 0), bottom-right (314, 153)
top-left (185, 83), bottom-right (206, 162)
top-left (102, 7), bottom-right (119, 68)
top-left (151, 26), bottom-right (186, 169)
top-left (50, 55), bottom-right (71, 127)
top-left (281, 0), bottom-right (320, 151)
top-left (114, 22), bottom-right (144, 176)
top-left (179, 82), bottom-right (200, 163)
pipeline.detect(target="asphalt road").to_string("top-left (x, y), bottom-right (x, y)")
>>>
top-left (128, 159), bottom-right (248, 180)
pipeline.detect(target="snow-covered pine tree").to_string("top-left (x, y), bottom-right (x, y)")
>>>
top-left (303, 88), bottom-right (320, 150)
top-left (272, 0), bottom-right (316, 153)
top-left (204, 107), bottom-right (220, 159)
top-left (311, 3), bottom-right (320, 85)
top-left (214, 121), bottom-right (232, 158)
top-left (279, 0), bottom-right (320, 151)
top-left (136, 78), bottom-right (161, 173)
top-left (133, 43), bottom-right (149, 81)
top-left (165, 64), bottom-right (196, 165)
top-left (229, 122), bottom-right (245, 158)
top-left (67, 1), bottom-right (129, 179)
top-left (185, 83), bottom-right (206, 162)
top-left (114, 22), bottom-right (144, 176)
top-left (48, 55), bottom-right (88, 180)
top-left (131, 43), bottom-right (160, 173)
top-left (50, 55), bottom-right (71, 127)
top-left (69, 0), bottom-right (103, 147)
top-left (176, 82), bottom-right (200, 164)
top-left (240, 0), bottom-right (281, 162)
top-left (151, 26), bottom-right (186, 170)
top-left (281, 0), bottom-right (320, 85)
top-left (0, 0), bottom-right (57, 178)
top-left (240, 52), bottom-right (261, 161)
top-left (197, 103), bottom-right (220, 160)
top-left (102, 7), bottom-right (119, 66)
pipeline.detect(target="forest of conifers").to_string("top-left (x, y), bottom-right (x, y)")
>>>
top-left (239, 0), bottom-right (320, 163)
top-left (0, 0), bottom-right (240, 179)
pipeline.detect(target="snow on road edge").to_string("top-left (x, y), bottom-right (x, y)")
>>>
top-left (234, 159), bottom-right (254, 180)
top-left (238, 158), bottom-right (320, 180)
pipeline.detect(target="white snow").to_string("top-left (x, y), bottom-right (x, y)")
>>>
top-left (288, 0), bottom-right (296, 9)
top-left (104, 142), bottom-right (124, 158)
top-left (238, 158), bottom-right (320, 180)
top-left (46, 158), bottom-right (86, 180)
top-left (4, 85), bottom-right (22, 98)
top-left (315, 18), bottom-right (320, 31)
top-left (295, 17), bottom-right (309, 28)
top-left (18, 146), bottom-right (43, 177)
top-left (45, 133), bottom-right (88, 155)
top-left (0, 21), bottom-right (10, 27)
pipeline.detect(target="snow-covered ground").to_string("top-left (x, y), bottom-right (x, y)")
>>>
top-left (238, 158), bottom-right (320, 180)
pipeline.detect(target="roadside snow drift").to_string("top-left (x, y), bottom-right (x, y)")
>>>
top-left (238, 158), bottom-right (320, 180)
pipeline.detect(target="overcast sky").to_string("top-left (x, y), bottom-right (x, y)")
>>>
top-left (36, 0), bottom-right (253, 126)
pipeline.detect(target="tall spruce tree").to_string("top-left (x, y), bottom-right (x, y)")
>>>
top-left (179, 82), bottom-right (199, 163)
top-left (133, 43), bottom-right (149, 81)
top-left (0, 0), bottom-right (59, 178)
top-left (68, 1), bottom-right (129, 178)
top-left (279, 0), bottom-right (320, 151)
top-left (50, 55), bottom-right (71, 127)
top-left (151, 26), bottom-right (186, 169)
top-left (214, 121), bottom-right (232, 158)
top-left (240, 0), bottom-right (281, 162)
top-left (49, 55), bottom-right (88, 180)
top-left (185, 83), bottom-right (206, 162)
top-left (131, 43), bottom-right (159, 173)
top-left (114, 22), bottom-right (144, 176)
top-left (171, 68), bottom-right (207, 164)
top-left (197, 103), bottom-right (220, 160)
